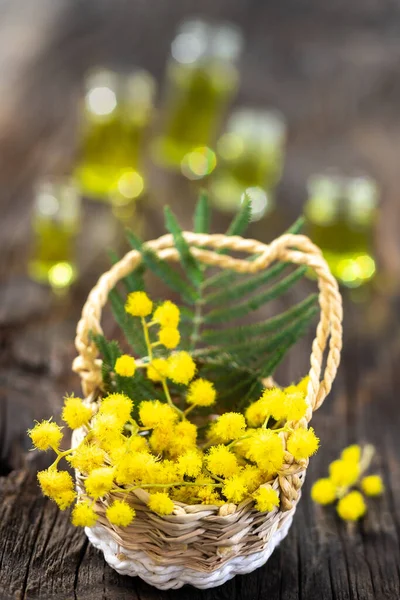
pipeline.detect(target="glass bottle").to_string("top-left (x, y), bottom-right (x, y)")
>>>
top-left (210, 108), bottom-right (286, 219)
top-left (305, 174), bottom-right (378, 287)
top-left (153, 19), bottom-right (243, 177)
top-left (29, 178), bottom-right (81, 291)
top-left (76, 68), bottom-right (155, 203)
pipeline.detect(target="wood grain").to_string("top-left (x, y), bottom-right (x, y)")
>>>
top-left (1, 1), bottom-right (400, 597)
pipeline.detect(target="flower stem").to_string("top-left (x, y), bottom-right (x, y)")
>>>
top-left (112, 480), bottom-right (222, 494)
top-left (141, 317), bottom-right (153, 361)
top-left (183, 404), bottom-right (196, 418)
top-left (161, 378), bottom-right (183, 417)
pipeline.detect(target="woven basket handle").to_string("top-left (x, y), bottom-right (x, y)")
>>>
top-left (73, 232), bottom-right (342, 416)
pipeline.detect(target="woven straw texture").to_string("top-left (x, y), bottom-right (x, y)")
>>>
top-left (71, 232), bottom-right (343, 589)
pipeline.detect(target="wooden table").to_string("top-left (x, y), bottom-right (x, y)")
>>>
top-left (1, 2), bottom-right (400, 598)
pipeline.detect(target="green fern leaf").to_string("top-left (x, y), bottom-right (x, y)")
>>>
top-left (286, 216), bottom-right (306, 235)
top-left (226, 305), bottom-right (319, 365)
top-left (204, 262), bottom-right (288, 306)
top-left (194, 191), bottom-right (210, 234)
top-left (226, 193), bottom-right (252, 237)
top-left (91, 333), bottom-right (121, 368)
top-left (126, 229), bottom-right (198, 303)
top-left (108, 289), bottom-right (147, 356)
top-left (205, 265), bottom-right (307, 324)
top-left (202, 293), bottom-right (318, 346)
top-left (164, 206), bottom-right (203, 288)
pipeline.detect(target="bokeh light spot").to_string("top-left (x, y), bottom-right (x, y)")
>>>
top-left (48, 262), bottom-right (76, 290)
top-left (181, 147), bottom-right (217, 180)
top-left (86, 86), bottom-right (117, 116)
top-left (242, 187), bottom-right (273, 221)
top-left (116, 171), bottom-right (144, 201)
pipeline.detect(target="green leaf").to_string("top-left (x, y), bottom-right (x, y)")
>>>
top-left (202, 294), bottom-right (318, 345)
top-left (226, 193), bottom-right (252, 237)
top-left (286, 216), bottom-right (305, 235)
top-left (108, 289), bottom-right (147, 356)
top-left (126, 229), bottom-right (198, 303)
top-left (164, 206), bottom-right (203, 288)
top-left (204, 262), bottom-right (288, 306)
top-left (91, 333), bottom-right (121, 368)
top-left (194, 191), bottom-right (210, 234)
top-left (205, 265), bottom-right (308, 324)
top-left (250, 310), bottom-right (317, 388)
top-left (227, 305), bottom-right (319, 365)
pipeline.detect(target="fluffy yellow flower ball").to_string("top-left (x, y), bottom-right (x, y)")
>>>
top-left (139, 400), bottom-right (178, 429)
top-left (114, 355), bottom-right (136, 377)
top-left (28, 420), bottom-right (63, 451)
top-left (311, 478), bottom-right (337, 505)
top-left (245, 397), bottom-right (271, 428)
top-left (245, 429), bottom-right (284, 475)
top-left (55, 490), bottom-right (77, 510)
top-left (296, 375), bottom-right (310, 396)
top-left (125, 291), bottom-right (153, 317)
top-left (153, 301), bottom-right (180, 328)
top-left (177, 450), bottom-right (203, 478)
top-left (71, 501), bottom-right (98, 527)
top-left (167, 351), bottom-right (196, 385)
top-left (168, 420), bottom-right (198, 458)
top-left (106, 500), bottom-right (136, 527)
top-left (210, 412), bottom-right (246, 443)
top-left (206, 445), bottom-right (239, 478)
top-left (158, 327), bottom-right (180, 349)
top-left (287, 427), bottom-right (319, 460)
top-left (260, 388), bottom-right (288, 421)
top-left (147, 358), bottom-right (169, 382)
top-left (222, 476), bottom-right (248, 504)
top-left (240, 465), bottom-right (264, 494)
top-left (329, 459), bottom-right (360, 488)
top-left (186, 378), bottom-right (216, 407)
top-left (85, 467), bottom-right (115, 500)
top-left (91, 413), bottom-right (123, 446)
top-left (115, 451), bottom-right (157, 485)
top-left (341, 444), bottom-right (361, 463)
top-left (98, 393), bottom-right (133, 427)
top-left (337, 490), bottom-right (366, 521)
top-left (252, 485), bottom-right (280, 512)
top-left (67, 443), bottom-right (106, 474)
top-left (38, 468), bottom-right (74, 500)
top-left (62, 396), bottom-right (92, 430)
top-left (361, 474), bottom-right (384, 497)
top-left (283, 391), bottom-right (308, 422)
top-left (148, 492), bottom-right (175, 515)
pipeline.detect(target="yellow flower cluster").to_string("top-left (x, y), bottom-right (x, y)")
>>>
top-left (245, 379), bottom-right (309, 427)
top-left (311, 443), bottom-right (384, 521)
top-left (29, 290), bottom-right (321, 531)
top-left (125, 293), bottom-right (182, 350)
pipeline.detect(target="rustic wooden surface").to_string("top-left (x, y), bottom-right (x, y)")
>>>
top-left (1, 1), bottom-right (400, 598)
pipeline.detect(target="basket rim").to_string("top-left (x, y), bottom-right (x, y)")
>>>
top-left (72, 231), bottom-right (343, 418)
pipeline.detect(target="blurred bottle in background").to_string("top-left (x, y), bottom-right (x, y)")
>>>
top-left (210, 108), bottom-right (286, 220)
top-left (153, 19), bottom-right (243, 178)
top-left (75, 68), bottom-right (155, 205)
top-left (29, 178), bottom-right (81, 292)
top-left (305, 174), bottom-right (378, 288)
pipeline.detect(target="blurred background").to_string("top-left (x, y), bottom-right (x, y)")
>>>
top-left (1, 0), bottom-right (400, 473)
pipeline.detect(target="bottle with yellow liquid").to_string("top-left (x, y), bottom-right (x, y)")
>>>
top-left (153, 19), bottom-right (243, 178)
top-left (305, 174), bottom-right (378, 288)
top-left (210, 108), bottom-right (286, 220)
top-left (76, 68), bottom-right (155, 204)
top-left (29, 178), bottom-right (81, 291)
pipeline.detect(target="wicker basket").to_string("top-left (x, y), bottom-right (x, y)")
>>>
top-left (71, 231), bottom-right (342, 590)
